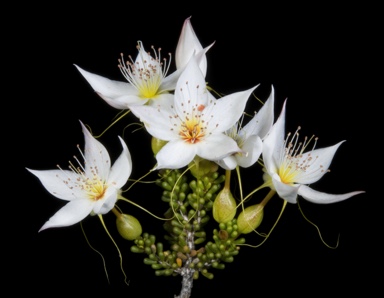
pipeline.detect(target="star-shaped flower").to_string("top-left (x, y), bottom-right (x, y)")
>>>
top-left (27, 121), bottom-right (132, 231)
top-left (262, 100), bottom-right (364, 204)
top-left (75, 41), bottom-right (181, 109)
top-left (130, 56), bottom-right (257, 170)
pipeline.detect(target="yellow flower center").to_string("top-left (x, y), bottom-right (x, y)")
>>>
top-left (179, 116), bottom-right (205, 144)
top-left (277, 127), bottom-right (320, 185)
top-left (278, 160), bottom-right (300, 184)
top-left (137, 73), bottom-right (162, 99)
top-left (57, 148), bottom-right (109, 201)
top-left (163, 83), bottom-right (215, 144)
top-left (83, 175), bottom-right (107, 200)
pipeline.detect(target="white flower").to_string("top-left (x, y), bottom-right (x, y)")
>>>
top-left (175, 16), bottom-right (214, 77)
top-left (27, 121), bottom-right (132, 231)
top-left (130, 57), bottom-right (257, 170)
top-left (216, 86), bottom-right (275, 170)
top-left (75, 41), bottom-right (182, 109)
top-left (262, 100), bottom-right (364, 204)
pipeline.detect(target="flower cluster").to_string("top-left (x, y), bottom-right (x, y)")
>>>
top-left (27, 17), bottom-right (364, 297)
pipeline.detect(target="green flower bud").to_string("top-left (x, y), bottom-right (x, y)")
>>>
top-left (193, 271), bottom-right (199, 280)
top-left (116, 213), bottom-right (142, 240)
top-left (212, 188), bottom-right (237, 223)
top-left (189, 156), bottom-right (218, 179)
top-left (237, 204), bottom-right (264, 234)
top-left (151, 137), bottom-right (167, 156)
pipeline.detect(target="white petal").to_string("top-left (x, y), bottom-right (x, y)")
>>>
top-left (26, 168), bottom-right (84, 201)
top-left (196, 134), bottom-right (240, 161)
top-left (236, 135), bottom-right (263, 168)
top-left (295, 141), bottom-right (345, 184)
top-left (175, 17), bottom-right (214, 77)
top-left (80, 121), bottom-right (111, 180)
top-left (92, 186), bottom-right (118, 214)
top-left (193, 43), bottom-right (215, 77)
top-left (263, 100), bottom-right (287, 174)
top-left (155, 140), bottom-right (196, 169)
top-left (160, 68), bottom-right (184, 92)
top-left (176, 17), bottom-right (204, 71)
top-left (129, 104), bottom-right (176, 141)
top-left (108, 136), bottom-right (132, 189)
top-left (74, 65), bottom-right (135, 100)
top-left (174, 57), bottom-right (208, 111)
top-left (216, 155), bottom-right (238, 170)
top-left (98, 93), bottom-right (146, 109)
top-left (241, 85), bottom-right (274, 139)
top-left (39, 199), bottom-right (94, 231)
top-left (146, 93), bottom-right (174, 107)
top-left (298, 185), bottom-right (365, 204)
top-left (205, 85), bottom-right (257, 133)
top-left (272, 173), bottom-right (300, 204)
top-left (135, 42), bottom-right (159, 69)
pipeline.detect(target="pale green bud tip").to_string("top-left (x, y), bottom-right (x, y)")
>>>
top-left (151, 137), bottom-right (168, 156)
top-left (212, 188), bottom-right (237, 223)
top-left (116, 214), bottom-right (143, 240)
top-left (237, 204), bottom-right (264, 234)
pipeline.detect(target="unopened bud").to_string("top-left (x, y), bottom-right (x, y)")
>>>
top-left (212, 188), bottom-right (236, 223)
top-left (116, 213), bottom-right (142, 240)
top-left (237, 204), bottom-right (264, 234)
top-left (189, 157), bottom-right (218, 179)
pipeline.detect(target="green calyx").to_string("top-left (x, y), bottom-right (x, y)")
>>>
top-left (237, 204), bottom-right (264, 234)
top-left (116, 213), bottom-right (143, 240)
top-left (212, 188), bottom-right (237, 223)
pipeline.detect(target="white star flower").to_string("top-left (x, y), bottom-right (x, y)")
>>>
top-left (27, 121), bottom-right (132, 231)
top-left (262, 100), bottom-right (365, 204)
top-left (75, 41), bottom-right (181, 109)
top-left (130, 56), bottom-right (257, 170)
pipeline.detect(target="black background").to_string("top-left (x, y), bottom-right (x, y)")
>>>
top-left (14, 4), bottom-right (376, 297)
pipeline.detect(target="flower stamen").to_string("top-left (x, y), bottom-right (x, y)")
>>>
top-left (278, 127), bottom-right (326, 184)
top-left (118, 41), bottom-right (172, 100)
top-left (55, 147), bottom-right (107, 201)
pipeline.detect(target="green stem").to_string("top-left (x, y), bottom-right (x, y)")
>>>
top-left (224, 170), bottom-right (231, 190)
top-left (111, 207), bottom-right (121, 218)
top-left (259, 189), bottom-right (276, 207)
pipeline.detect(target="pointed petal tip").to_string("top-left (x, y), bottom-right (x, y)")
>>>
top-left (78, 120), bottom-right (88, 134)
top-left (298, 185), bottom-right (365, 204)
top-left (355, 190), bottom-right (366, 195)
top-left (74, 64), bottom-right (84, 72)
top-left (26, 167), bottom-right (38, 176)
top-left (38, 222), bottom-right (50, 232)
